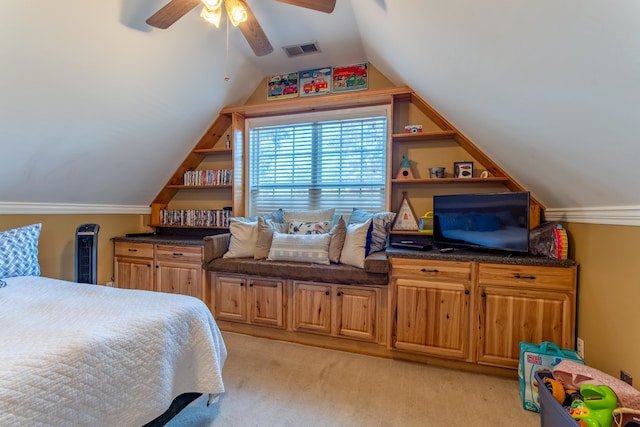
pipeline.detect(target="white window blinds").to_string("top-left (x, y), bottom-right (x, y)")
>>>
top-left (247, 107), bottom-right (388, 217)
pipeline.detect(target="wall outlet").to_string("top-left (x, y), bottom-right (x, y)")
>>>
top-left (576, 337), bottom-right (585, 359)
top-left (621, 370), bottom-right (633, 386)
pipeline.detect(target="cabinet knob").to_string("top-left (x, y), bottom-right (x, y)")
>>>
top-left (240, 282), bottom-right (244, 287)
top-left (514, 274), bottom-right (536, 280)
top-left (249, 282), bottom-right (254, 287)
top-left (325, 291), bottom-right (330, 296)
top-left (128, 248), bottom-right (138, 252)
top-left (421, 268), bottom-right (439, 273)
top-left (147, 264), bottom-right (151, 268)
top-left (173, 252), bottom-right (183, 256)
top-left (481, 292), bottom-right (486, 298)
top-left (337, 291), bottom-right (343, 296)
top-left (465, 290), bottom-right (470, 295)
top-left (155, 265), bottom-right (158, 268)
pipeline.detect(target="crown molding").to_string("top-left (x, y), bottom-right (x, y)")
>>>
top-left (544, 206), bottom-right (640, 226)
top-left (0, 202), bottom-right (151, 215)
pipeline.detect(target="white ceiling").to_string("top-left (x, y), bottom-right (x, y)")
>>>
top-left (1, 0), bottom-right (639, 218)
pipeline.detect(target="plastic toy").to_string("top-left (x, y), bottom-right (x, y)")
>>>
top-left (544, 377), bottom-right (566, 405)
top-left (567, 384), bottom-right (618, 427)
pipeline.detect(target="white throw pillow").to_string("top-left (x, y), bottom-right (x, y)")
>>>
top-left (267, 233), bottom-right (331, 265)
top-left (340, 219), bottom-right (372, 269)
top-left (223, 218), bottom-right (258, 258)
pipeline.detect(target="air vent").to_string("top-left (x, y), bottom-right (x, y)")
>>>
top-left (282, 42), bottom-right (321, 57)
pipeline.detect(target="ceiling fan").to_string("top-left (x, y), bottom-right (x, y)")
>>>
top-left (146, 0), bottom-right (336, 57)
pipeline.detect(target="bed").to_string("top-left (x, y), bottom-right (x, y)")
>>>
top-left (0, 275), bottom-right (227, 426)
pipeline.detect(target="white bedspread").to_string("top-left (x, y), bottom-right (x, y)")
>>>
top-left (0, 276), bottom-right (227, 427)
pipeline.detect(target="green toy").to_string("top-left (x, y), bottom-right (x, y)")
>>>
top-left (567, 384), bottom-right (618, 427)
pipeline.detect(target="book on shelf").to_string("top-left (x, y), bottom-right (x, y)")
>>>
top-left (183, 169), bottom-right (232, 186)
top-left (159, 209), bottom-right (231, 227)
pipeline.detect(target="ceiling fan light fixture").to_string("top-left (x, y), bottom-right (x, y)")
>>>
top-left (200, 5), bottom-right (222, 27)
top-left (201, 0), bottom-right (223, 9)
top-left (225, 0), bottom-right (248, 27)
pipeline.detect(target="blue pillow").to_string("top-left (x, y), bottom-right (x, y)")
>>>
top-left (0, 223), bottom-right (42, 279)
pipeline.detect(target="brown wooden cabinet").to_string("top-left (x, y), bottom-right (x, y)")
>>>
top-left (212, 273), bottom-right (285, 329)
top-left (475, 263), bottom-right (577, 369)
top-left (114, 242), bottom-right (154, 291)
top-left (155, 245), bottom-right (205, 300)
top-left (114, 241), bottom-right (206, 301)
top-left (389, 258), bottom-right (472, 360)
top-left (292, 281), bottom-right (379, 342)
top-left (389, 257), bottom-right (577, 369)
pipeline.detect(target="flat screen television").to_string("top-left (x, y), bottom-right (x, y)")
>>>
top-left (433, 191), bottom-right (530, 253)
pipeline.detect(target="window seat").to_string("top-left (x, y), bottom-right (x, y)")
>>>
top-left (203, 233), bottom-right (389, 286)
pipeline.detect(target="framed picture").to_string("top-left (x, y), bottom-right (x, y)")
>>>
top-left (454, 162), bottom-right (474, 178)
top-left (299, 67), bottom-right (332, 97)
top-left (332, 62), bottom-right (368, 93)
top-left (267, 72), bottom-right (299, 101)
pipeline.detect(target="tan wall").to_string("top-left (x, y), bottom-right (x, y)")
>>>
top-left (0, 214), bottom-right (149, 284)
top-left (565, 222), bottom-right (640, 385)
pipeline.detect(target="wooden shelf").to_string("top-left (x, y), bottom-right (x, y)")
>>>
top-left (391, 177), bottom-right (510, 184)
top-left (150, 224), bottom-right (229, 230)
top-left (165, 184), bottom-right (232, 189)
top-left (192, 148), bottom-right (232, 155)
top-left (391, 131), bottom-right (457, 142)
top-left (221, 86), bottom-right (413, 117)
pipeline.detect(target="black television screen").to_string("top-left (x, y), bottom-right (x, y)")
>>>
top-left (433, 192), bottom-right (530, 253)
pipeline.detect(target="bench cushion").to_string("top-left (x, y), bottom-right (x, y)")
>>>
top-left (204, 233), bottom-right (389, 286)
top-left (206, 251), bottom-right (388, 286)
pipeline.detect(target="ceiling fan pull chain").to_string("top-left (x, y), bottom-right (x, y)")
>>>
top-left (224, 13), bottom-right (231, 82)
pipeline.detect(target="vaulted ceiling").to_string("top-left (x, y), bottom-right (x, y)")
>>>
top-left (1, 1), bottom-right (638, 223)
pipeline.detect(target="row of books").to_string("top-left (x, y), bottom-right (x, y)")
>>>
top-left (183, 169), bottom-right (232, 186)
top-left (160, 209), bottom-right (232, 227)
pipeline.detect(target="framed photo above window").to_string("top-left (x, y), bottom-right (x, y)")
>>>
top-left (267, 72), bottom-right (299, 101)
top-left (454, 162), bottom-right (474, 178)
top-left (332, 63), bottom-right (368, 93)
top-left (299, 67), bottom-right (332, 97)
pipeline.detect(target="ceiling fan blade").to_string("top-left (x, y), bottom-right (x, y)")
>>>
top-left (146, 0), bottom-right (201, 29)
top-left (275, 0), bottom-right (336, 14)
top-left (238, 1), bottom-right (274, 56)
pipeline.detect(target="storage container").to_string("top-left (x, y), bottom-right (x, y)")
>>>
top-left (535, 371), bottom-right (577, 427)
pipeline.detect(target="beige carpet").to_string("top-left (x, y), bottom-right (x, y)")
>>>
top-left (168, 332), bottom-right (540, 427)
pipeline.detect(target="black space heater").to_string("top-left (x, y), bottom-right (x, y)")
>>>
top-left (75, 224), bottom-right (100, 284)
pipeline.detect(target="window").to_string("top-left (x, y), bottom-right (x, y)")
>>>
top-left (247, 106), bottom-right (389, 218)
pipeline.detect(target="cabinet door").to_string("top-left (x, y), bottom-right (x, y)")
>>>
top-left (392, 277), bottom-right (470, 360)
top-left (214, 275), bottom-right (248, 323)
top-left (156, 261), bottom-right (203, 299)
top-left (292, 282), bottom-right (332, 335)
top-left (114, 257), bottom-right (154, 291)
top-left (476, 285), bottom-right (572, 368)
top-left (248, 278), bottom-right (284, 329)
top-left (335, 286), bottom-right (377, 342)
